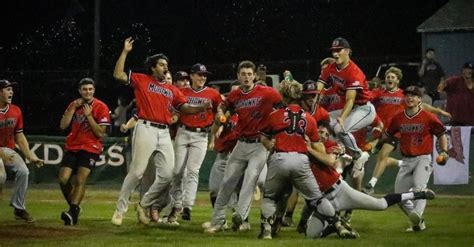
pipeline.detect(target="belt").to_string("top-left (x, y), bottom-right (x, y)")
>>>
top-left (179, 124), bottom-right (211, 133)
top-left (239, 136), bottom-right (260, 143)
top-left (324, 180), bottom-right (341, 194)
top-left (142, 120), bottom-right (169, 129)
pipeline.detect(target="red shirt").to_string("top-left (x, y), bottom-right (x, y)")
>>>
top-left (225, 85), bottom-right (282, 138)
top-left (0, 104), bottom-right (23, 149)
top-left (261, 104), bottom-right (319, 153)
top-left (352, 114), bottom-right (383, 149)
top-left (310, 140), bottom-right (341, 192)
top-left (444, 75), bottom-right (474, 126)
top-left (130, 72), bottom-right (187, 124)
top-left (64, 99), bottom-right (111, 154)
top-left (312, 106), bottom-right (330, 124)
top-left (214, 114), bottom-right (239, 153)
top-left (179, 86), bottom-right (222, 128)
top-left (319, 60), bottom-right (372, 105)
top-left (387, 109), bottom-right (446, 157)
top-left (319, 87), bottom-right (345, 112)
top-left (372, 88), bottom-right (405, 128)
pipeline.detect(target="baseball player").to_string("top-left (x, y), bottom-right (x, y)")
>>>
top-left (58, 78), bottom-right (111, 225)
top-left (203, 60), bottom-right (282, 233)
top-left (385, 86), bottom-right (448, 232)
top-left (167, 63), bottom-right (222, 222)
top-left (364, 67), bottom-right (452, 194)
top-left (111, 37), bottom-right (210, 226)
top-left (0, 79), bottom-right (44, 223)
top-left (258, 80), bottom-right (350, 240)
top-left (315, 37), bottom-right (375, 174)
top-left (303, 122), bottom-right (437, 238)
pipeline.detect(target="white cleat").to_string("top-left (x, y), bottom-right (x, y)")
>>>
top-left (406, 212), bottom-right (426, 232)
top-left (352, 151), bottom-right (369, 178)
top-left (136, 204), bottom-right (150, 225)
top-left (239, 222), bottom-right (251, 232)
top-left (204, 224), bottom-right (226, 234)
top-left (111, 210), bottom-right (123, 226)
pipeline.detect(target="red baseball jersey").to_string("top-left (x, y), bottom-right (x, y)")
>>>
top-left (0, 104), bottom-right (23, 149)
top-left (371, 88), bottom-right (405, 128)
top-left (310, 140), bottom-right (341, 192)
top-left (261, 104), bottom-right (319, 153)
top-left (386, 109), bottom-right (446, 157)
top-left (312, 105), bottom-right (330, 123)
top-left (319, 60), bottom-right (372, 105)
top-left (352, 114), bottom-right (383, 149)
top-left (214, 114), bottom-right (239, 153)
top-left (179, 86), bottom-right (222, 128)
top-left (225, 85), bottom-right (281, 138)
top-left (129, 72), bottom-right (187, 124)
top-left (64, 98), bottom-right (111, 154)
top-left (319, 87), bottom-right (345, 112)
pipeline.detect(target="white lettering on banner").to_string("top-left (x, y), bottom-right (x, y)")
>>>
top-left (44, 144), bottom-right (63, 165)
top-left (29, 142), bottom-right (126, 167)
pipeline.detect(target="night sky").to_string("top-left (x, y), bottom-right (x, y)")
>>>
top-left (1, 0), bottom-right (449, 71)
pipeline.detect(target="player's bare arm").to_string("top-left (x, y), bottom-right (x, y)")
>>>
top-left (306, 141), bottom-right (337, 167)
top-left (338, 89), bottom-right (357, 125)
top-left (15, 132), bottom-right (44, 167)
top-left (438, 133), bottom-right (449, 159)
top-left (83, 104), bottom-right (107, 138)
top-left (421, 102), bottom-right (452, 119)
top-left (113, 37), bottom-right (134, 83)
top-left (60, 99), bottom-right (84, 130)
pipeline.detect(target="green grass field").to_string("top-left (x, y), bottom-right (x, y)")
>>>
top-left (1, 185), bottom-right (473, 247)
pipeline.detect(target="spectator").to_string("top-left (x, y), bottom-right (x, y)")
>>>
top-left (256, 64), bottom-right (273, 87)
top-left (419, 87), bottom-right (433, 105)
top-left (418, 48), bottom-right (445, 100)
top-left (111, 97), bottom-right (134, 136)
top-left (438, 61), bottom-right (474, 126)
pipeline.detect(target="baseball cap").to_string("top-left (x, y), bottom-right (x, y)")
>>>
top-left (302, 80), bottom-right (318, 94)
top-left (404, 86), bottom-right (422, 97)
top-left (257, 64), bottom-right (267, 71)
top-left (190, 63), bottom-right (211, 75)
top-left (463, 61), bottom-right (473, 70)
top-left (0, 79), bottom-right (17, 89)
top-left (330, 37), bottom-right (350, 50)
top-left (174, 71), bottom-right (190, 81)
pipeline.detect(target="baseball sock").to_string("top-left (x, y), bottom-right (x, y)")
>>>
top-left (210, 195), bottom-right (216, 208)
top-left (284, 210), bottom-right (293, 218)
top-left (383, 193), bottom-right (402, 207)
top-left (368, 177), bottom-right (378, 187)
top-left (401, 192), bottom-right (416, 201)
top-left (70, 204), bottom-right (80, 217)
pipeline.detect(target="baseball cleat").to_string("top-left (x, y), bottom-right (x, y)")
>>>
top-left (362, 183), bottom-right (375, 195)
top-left (407, 212), bottom-right (426, 232)
top-left (258, 222), bottom-right (272, 240)
top-left (203, 224), bottom-right (226, 233)
top-left (14, 209), bottom-right (36, 223)
top-left (202, 220), bottom-right (228, 229)
top-left (296, 220), bottom-right (307, 234)
top-left (414, 189), bottom-right (436, 200)
top-left (111, 210), bottom-right (123, 226)
top-left (231, 214), bottom-right (243, 231)
top-left (282, 216), bottom-right (293, 227)
top-left (136, 203), bottom-right (150, 225)
top-left (182, 207), bottom-right (191, 221)
top-left (160, 216), bottom-right (180, 226)
top-left (239, 222), bottom-right (251, 232)
top-left (61, 211), bottom-right (73, 226)
top-left (150, 208), bottom-right (160, 223)
top-left (352, 151), bottom-right (369, 177)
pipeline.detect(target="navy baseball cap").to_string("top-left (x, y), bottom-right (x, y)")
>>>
top-left (404, 86), bottom-right (422, 97)
top-left (190, 63), bottom-right (211, 75)
top-left (0, 79), bottom-right (17, 89)
top-left (302, 80), bottom-right (318, 94)
top-left (174, 71), bottom-right (190, 81)
top-left (463, 61), bottom-right (473, 70)
top-left (330, 37), bottom-right (351, 50)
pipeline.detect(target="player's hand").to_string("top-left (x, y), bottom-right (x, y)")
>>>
top-left (83, 103), bottom-right (92, 117)
top-left (72, 98), bottom-right (84, 109)
top-left (439, 110), bottom-right (452, 119)
top-left (336, 117), bottom-right (346, 132)
top-left (123, 37), bottom-right (134, 53)
top-left (208, 141), bottom-right (215, 151)
top-left (30, 157), bottom-right (44, 168)
top-left (120, 123), bottom-right (129, 133)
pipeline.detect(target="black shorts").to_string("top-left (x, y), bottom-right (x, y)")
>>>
top-left (61, 150), bottom-right (100, 171)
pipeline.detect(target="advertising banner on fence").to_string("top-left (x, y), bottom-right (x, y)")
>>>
top-left (433, 126), bottom-right (471, 185)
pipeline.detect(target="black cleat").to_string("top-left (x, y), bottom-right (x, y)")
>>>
top-left (182, 207), bottom-right (191, 221)
top-left (61, 211), bottom-right (73, 226)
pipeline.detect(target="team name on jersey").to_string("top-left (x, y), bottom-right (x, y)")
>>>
top-left (187, 96), bottom-right (209, 105)
top-left (379, 96), bottom-right (402, 105)
top-left (400, 123), bottom-right (424, 133)
top-left (0, 118), bottom-right (16, 128)
top-left (148, 83), bottom-right (173, 98)
top-left (321, 94), bottom-right (340, 105)
top-left (73, 115), bottom-right (88, 124)
top-left (234, 97), bottom-right (262, 110)
top-left (328, 74), bottom-right (345, 85)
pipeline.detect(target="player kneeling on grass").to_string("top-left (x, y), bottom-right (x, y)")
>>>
top-left (302, 123), bottom-right (436, 238)
top-left (0, 79), bottom-right (44, 223)
top-left (58, 78), bottom-right (111, 226)
top-left (258, 80), bottom-right (349, 240)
